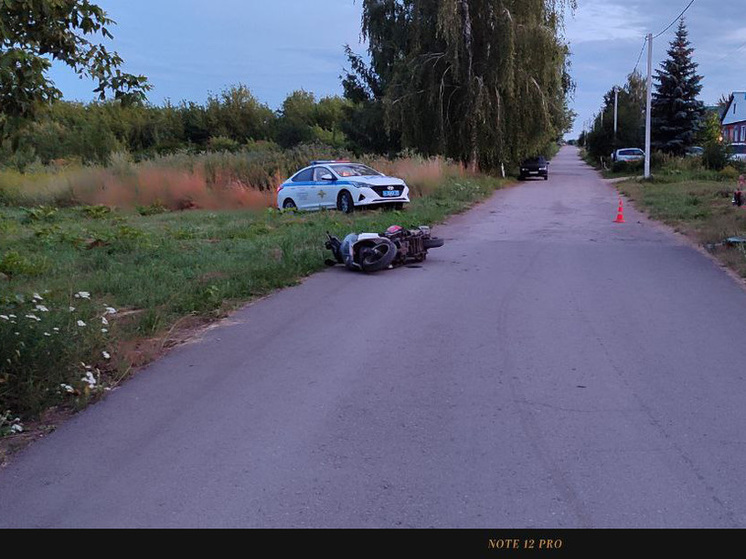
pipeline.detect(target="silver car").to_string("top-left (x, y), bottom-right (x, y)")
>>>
top-left (729, 143), bottom-right (746, 162)
top-left (611, 148), bottom-right (645, 162)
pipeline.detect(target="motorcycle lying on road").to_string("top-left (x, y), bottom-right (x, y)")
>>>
top-left (325, 225), bottom-right (445, 273)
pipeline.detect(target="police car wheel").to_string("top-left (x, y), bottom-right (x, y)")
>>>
top-left (337, 191), bottom-right (354, 214)
top-left (283, 199), bottom-right (297, 210)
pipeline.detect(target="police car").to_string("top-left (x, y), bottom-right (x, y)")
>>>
top-left (276, 160), bottom-right (410, 213)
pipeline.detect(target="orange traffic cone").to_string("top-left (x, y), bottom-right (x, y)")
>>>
top-left (614, 198), bottom-right (625, 223)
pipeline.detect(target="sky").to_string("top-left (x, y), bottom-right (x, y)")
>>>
top-left (48, 0), bottom-right (746, 140)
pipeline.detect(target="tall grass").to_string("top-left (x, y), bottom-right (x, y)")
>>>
top-left (0, 146), bottom-right (466, 211)
top-left (365, 155), bottom-right (468, 197)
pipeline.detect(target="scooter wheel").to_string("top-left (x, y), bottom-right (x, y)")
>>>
top-left (360, 240), bottom-right (397, 273)
top-left (423, 237), bottom-right (444, 249)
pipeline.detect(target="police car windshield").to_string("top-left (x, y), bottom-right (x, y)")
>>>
top-left (330, 164), bottom-right (383, 177)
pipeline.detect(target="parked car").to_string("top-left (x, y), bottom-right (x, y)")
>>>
top-left (518, 156), bottom-right (549, 180)
top-left (728, 143), bottom-right (746, 162)
top-left (277, 161), bottom-right (410, 213)
top-left (611, 148), bottom-right (645, 162)
top-left (685, 146), bottom-right (704, 157)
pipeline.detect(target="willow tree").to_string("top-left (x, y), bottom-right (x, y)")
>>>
top-left (360, 0), bottom-right (575, 171)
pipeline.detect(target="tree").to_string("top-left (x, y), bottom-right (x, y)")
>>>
top-left (357, 0), bottom-right (575, 171)
top-left (0, 0), bottom-right (150, 136)
top-left (717, 92), bottom-right (734, 112)
top-left (275, 91), bottom-right (350, 149)
top-left (275, 90), bottom-right (318, 148)
top-left (341, 44), bottom-right (401, 155)
top-left (651, 19), bottom-right (705, 155)
top-left (205, 84), bottom-right (275, 143)
top-left (585, 71), bottom-right (646, 159)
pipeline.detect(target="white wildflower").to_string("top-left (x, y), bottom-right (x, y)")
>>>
top-left (101, 316), bottom-right (109, 326)
top-left (69, 306), bottom-right (76, 312)
top-left (35, 304), bottom-right (49, 312)
top-left (53, 327), bottom-right (60, 332)
top-left (74, 291), bottom-right (91, 299)
top-left (44, 332), bottom-right (51, 337)
top-left (0, 315), bottom-right (8, 321)
top-left (77, 320), bottom-right (86, 327)
top-left (104, 307), bottom-right (117, 315)
top-left (32, 293), bottom-right (43, 301)
top-left (25, 314), bottom-right (41, 322)
top-left (8, 314), bottom-right (16, 318)
top-left (102, 351), bottom-right (111, 360)
top-left (10, 423), bottom-right (23, 434)
top-left (60, 384), bottom-right (75, 394)
top-left (81, 371), bottom-right (96, 387)
top-left (101, 328), bottom-right (108, 333)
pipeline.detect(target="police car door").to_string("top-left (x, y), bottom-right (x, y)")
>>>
top-left (291, 167), bottom-right (316, 210)
top-left (312, 166), bottom-right (336, 209)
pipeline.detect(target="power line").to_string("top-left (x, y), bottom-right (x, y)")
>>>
top-left (712, 39), bottom-right (746, 64)
top-left (632, 38), bottom-right (647, 74)
top-left (653, 0), bottom-right (696, 39)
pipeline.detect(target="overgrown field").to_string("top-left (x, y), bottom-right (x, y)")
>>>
top-left (0, 145), bottom-right (465, 211)
top-left (1, 160), bottom-right (505, 437)
top-left (617, 177), bottom-right (746, 277)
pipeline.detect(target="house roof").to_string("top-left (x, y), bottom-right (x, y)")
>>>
top-left (723, 92), bottom-right (746, 125)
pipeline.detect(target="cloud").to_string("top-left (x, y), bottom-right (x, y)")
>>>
top-left (722, 27), bottom-right (746, 43)
top-left (566, 0), bottom-right (647, 44)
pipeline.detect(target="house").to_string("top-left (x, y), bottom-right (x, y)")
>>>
top-left (722, 91), bottom-right (746, 143)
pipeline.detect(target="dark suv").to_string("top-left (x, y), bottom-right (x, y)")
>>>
top-left (519, 156), bottom-right (549, 180)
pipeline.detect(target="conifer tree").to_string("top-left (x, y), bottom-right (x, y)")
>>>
top-left (651, 19), bottom-right (705, 155)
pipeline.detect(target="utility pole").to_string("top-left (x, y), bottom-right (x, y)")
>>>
top-left (644, 33), bottom-right (653, 179)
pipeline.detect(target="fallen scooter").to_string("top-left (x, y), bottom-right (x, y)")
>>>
top-left (325, 225), bottom-right (445, 273)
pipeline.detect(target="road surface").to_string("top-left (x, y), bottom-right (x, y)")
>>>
top-left (2, 147), bottom-right (746, 528)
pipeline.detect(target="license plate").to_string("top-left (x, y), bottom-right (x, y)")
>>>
top-left (382, 190), bottom-right (400, 197)
top-left (529, 171), bottom-right (538, 175)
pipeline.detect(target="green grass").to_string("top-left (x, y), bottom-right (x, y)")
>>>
top-left (0, 175), bottom-right (505, 426)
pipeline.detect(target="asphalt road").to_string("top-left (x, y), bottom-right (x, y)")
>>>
top-left (2, 147), bottom-right (746, 528)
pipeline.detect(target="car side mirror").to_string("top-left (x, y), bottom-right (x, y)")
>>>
top-left (321, 174), bottom-right (335, 181)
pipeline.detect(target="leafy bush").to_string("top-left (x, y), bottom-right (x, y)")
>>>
top-left (0, 251), bottom-right (48, 278)
top-left (702, 141), bottom-right (730, 171)
top-left (207, 136), bottom-right (241, 153)
top-left (719, 166), bottom-right (740, 180)
top-left (611, 159), bottom-right (643, 174)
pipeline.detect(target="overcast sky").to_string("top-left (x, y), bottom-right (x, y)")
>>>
top-left (49, 0), bottom-right (746, 140)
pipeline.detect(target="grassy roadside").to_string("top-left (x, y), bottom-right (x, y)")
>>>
top-left (580, 148), bottom-right (746, 276)
top-left (615, 177), bottom-right (746, 278)
top-left (0, 174), bottom-right (506, 452)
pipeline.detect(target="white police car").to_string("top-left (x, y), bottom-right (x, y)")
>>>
top-left (276, 160), bottom-right (410, 213)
